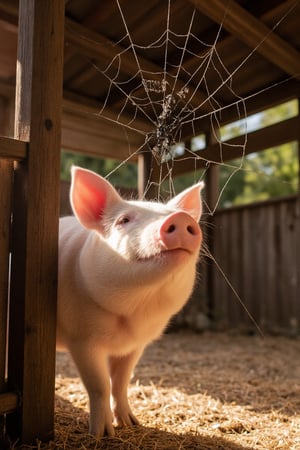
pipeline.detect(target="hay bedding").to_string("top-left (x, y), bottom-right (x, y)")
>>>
top-left (11, 332), bottom-right (300, 450)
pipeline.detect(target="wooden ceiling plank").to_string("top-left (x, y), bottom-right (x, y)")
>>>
top-left (64, 0), bottom-right (120, 66)
top-left (64, 17), bottom-right (213, 112)
top-left (191, 0), bottom-right (300, 78)
top-left (61, 124), bottom-right (140, 161)
top-left (62, 111), bottom-right (146, 146)
top-left (62, 89), bottom-right (152, 134)
top-left (184, 0), bottom-right (298, 73)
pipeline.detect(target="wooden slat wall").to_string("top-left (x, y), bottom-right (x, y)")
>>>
top-left (211, 196), bottom-right (299, 333)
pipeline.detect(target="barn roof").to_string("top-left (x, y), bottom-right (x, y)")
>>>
top-left (0, 0), bottom-right (299, 170)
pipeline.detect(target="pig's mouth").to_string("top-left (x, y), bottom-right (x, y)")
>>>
top-left (137, 247), bottom-right (192, 262)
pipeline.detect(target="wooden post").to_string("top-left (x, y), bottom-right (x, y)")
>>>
top-left (296, 99), bottom-right (300, 331)
top-left (7, 0), bottom-right (64, 443)
top-left (204, 130), bottom-right (220, 321)
top-left (138, 149), bottom-right (156, 199)
top-left (0, 98), bottom-right (14, 442)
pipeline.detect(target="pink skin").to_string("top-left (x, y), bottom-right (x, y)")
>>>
top-left (159, 211), bottom-right (201, 254)
top-left (57, 166), bottom-right (204, 437)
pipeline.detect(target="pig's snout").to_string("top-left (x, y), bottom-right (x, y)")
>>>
top-left (159, 212), bottom-right (201, 253)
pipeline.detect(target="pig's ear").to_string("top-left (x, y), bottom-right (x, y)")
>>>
top-left (70, 166), bottom-right (122, 230)
top-left (168, 181), bottom-right (204, 222)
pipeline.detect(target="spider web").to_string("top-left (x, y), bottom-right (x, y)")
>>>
top-left (85, 0), bottom-right (299, 214)
top-left (89, 0), bottom-right (243, 204)
top-left (70, 0), bottom-right (299, 333)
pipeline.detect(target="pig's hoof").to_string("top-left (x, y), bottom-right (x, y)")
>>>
top-left (90, 420), bottom-right (115, 438)
top-left (115, 410), bottom-right (140, 427)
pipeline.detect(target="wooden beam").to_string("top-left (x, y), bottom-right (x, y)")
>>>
top-left (164, 116), bottom-right (299, 177)
top-left (62, 116), bottom-right (142, 160)
top-left (64, 17), bottom-right (213, 112)
top-left (0, 82), bottom-right (150, 158)
top-left (7, 0), bottom-right (64, 443)
top-left (138, 150), bottom-right (156, 199)
top-left (0, 392), bottom-right (19, 415)
top-left (0, 80), bottom-right (15, 98)
top-left (191, 0), bottom-right (300, 78)
top-left (0, 136), bottom-right (27, 160)
top-left (184, 0), bottom-right (298, 77)
top-left (62, 89), bottom-right (151, 134)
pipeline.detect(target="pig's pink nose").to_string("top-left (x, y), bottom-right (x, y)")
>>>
top-left (159, 211), bottom-right (202, 253)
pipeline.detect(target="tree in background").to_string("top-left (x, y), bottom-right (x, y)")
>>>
top-left (218, 99), bottom-right (298, 207)
top-left (61, 151), bottom-right (137, 189)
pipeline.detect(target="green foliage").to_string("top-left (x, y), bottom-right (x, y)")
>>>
top-left (61, 151), bottom-right (137, 188)
top-left (219, 142), bottom-right (298, 207)
top-left (218, 99), bottom-right (299, 207)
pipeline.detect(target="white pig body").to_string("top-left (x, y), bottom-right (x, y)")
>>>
top-left (57, 167), bottom-right (203, 436)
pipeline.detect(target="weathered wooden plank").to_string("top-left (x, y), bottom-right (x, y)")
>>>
top-left (233, 210), bottom-right (245, 328)
top-left (0, 136), bottom-right (27, 160)
top-left (0, 102), bottom-right (12, 384)
top-left (0, 101), bottom-right (14, 443)
top-left (0, 161), bottom-right (12, 389)
top-left (7, 0), bottom-right (64, 443)
top-left (252, 206), bottom-right (265, 329)
top-left (191, 0), bottom-right (300, 78)
top-left (204, 163), bottom-right (219, 318)
top-left (138, 150), bottom-right (155, 199)
top-left (276, 202), bottom-right (288, 328)
top-left (0, 392), bottom-right (19, 415)
top-left (64, 17), bottom-right (212, 113)
top-left (0, 100), bottom-right (14, 440)
top-left (212, 197), bottom-right (298, 333)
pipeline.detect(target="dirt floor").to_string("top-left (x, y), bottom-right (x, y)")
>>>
top-left (11, 331), bottom-right (300, 450)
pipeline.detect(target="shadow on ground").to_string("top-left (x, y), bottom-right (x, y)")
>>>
top-left (49, 395), bottom-right (254, 450)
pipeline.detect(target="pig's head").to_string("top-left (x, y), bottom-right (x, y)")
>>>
top-left (70, 166), bottom-right (204, 313)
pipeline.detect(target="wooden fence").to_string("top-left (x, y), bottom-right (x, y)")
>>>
top-left (209, 195), bottom-right (299, 334)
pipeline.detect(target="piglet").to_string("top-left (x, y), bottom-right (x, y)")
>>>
top-left (57, 166), bottom-right (203, 437)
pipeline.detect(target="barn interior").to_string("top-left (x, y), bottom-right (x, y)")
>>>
top-left (0, 0), bottom-right (299, 445)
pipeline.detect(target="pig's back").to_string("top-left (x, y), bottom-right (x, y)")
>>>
top-left (58, 216), bottom-right (90, 289)
top-left (59, 216), bottom-right (88, 248)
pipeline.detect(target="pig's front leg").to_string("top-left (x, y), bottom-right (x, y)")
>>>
top-left (109, 349), bottom-right (143, 427)
top-left (69, 342), bottom-right (114, 437)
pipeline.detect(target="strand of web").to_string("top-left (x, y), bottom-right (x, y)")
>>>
top-left (96, 3), bottom-right (298, 206)
top-left (99, 0), bottom-right (247, 204)
top-left (93, 3), bottom-right (220, 130)
top-left (93, 0), bottom-right (299, 138)
top-left (201, 243), bottom-right (265, 337)
top-left (171, 0), bottom-right (300, 126)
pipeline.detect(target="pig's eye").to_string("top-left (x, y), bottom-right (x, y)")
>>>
top-left (116, 215), bottom-right (131, 226)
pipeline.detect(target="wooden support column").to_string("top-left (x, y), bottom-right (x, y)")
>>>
top-left (7, 0), bottom-right (64, 443)
top-left (0, 97), bottom-right (14, 442)
top-left (138, 149), bottom-right (157, 199)
top-left (296, 99), bottom-right (300, 331)
top-left (204, 132), bottom-right (220, 320)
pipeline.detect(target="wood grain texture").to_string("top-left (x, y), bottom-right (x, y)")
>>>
top-left (7, 0), bottom-right (64, 443)
top-left (191, 0), bottom-right (300, 78)
top-left (211, 196), bottom-right (299, 333)
top-left (0, 136), bottom-right (27, 159)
